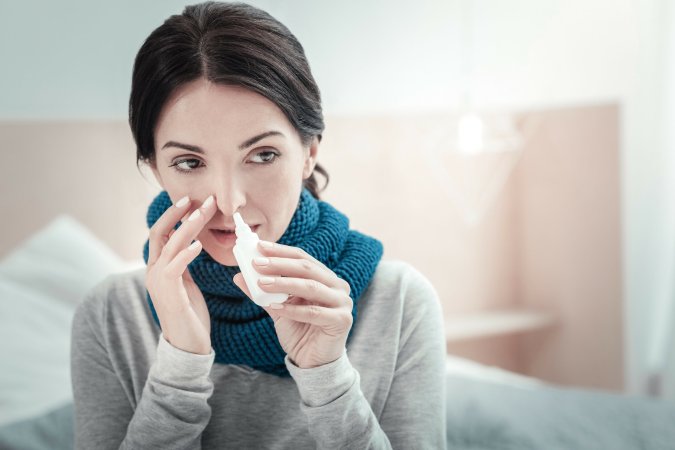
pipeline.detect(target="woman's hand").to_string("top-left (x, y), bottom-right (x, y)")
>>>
top-left (145, 195), bottom-right (217, 355)
top-left (232, 241), bottom-right (354, 369)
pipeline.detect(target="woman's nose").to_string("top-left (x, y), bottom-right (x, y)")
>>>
top-left (213, 184), bottom-right (247, 217)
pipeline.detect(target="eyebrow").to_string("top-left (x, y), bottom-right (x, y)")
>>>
top-left (161, 130), bottom-right (285, 154)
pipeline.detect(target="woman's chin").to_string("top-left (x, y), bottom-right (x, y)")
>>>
top-left (202, 245), bottom-right (239, 267)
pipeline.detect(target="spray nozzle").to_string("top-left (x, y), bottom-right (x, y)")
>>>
top-left (233, 212), bottom-right (255, 239)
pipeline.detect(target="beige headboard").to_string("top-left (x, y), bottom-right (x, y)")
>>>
top-left (0, 121), bottom-right (159, 262)
top-left (0, 104), bottom-right (624, 391)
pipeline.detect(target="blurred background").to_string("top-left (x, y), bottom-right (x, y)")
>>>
top-left (1, 0), bottom-right (674, 431)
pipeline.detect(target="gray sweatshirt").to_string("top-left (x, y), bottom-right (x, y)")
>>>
top-left (70, 259), bottom-right (447, 449)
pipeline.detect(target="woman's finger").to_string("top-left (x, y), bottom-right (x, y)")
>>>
top-left (158, 195), bottom-right (217, 267)
top-left (256, 241), bottom-right (346, 291)
top-left (257, 276), bottom-right (350, 309)
top-left (269, 302), bottom-right (353, 331)
top-left (252, 256), bottom-right (345, 291)
top-left (164, 239), bottom-right (202, 279)
top-left (257, 241), bottom-right (327, 267)
top-left (233, 273), bottom-right (288, 323)
top-left (147, 195), bottom-right (192, 267)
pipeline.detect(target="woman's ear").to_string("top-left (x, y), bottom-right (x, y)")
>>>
top-left (302, 136), bottom-right (320, 180)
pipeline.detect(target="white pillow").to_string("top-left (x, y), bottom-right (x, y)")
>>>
top-left (0, 214), bottom-right (129, 426)
top-left (445, 354), bottom-right (545, 389)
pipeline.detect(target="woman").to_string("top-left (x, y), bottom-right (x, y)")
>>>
top-left (70, 2), bottom-right (447, 448)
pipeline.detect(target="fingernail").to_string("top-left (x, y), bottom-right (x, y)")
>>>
top-left (260, 276), bottom-right (274, 284)
top-left (254, 257), bottom-right (269, 265)
top-left (202, 195), bottom-right (214, 208)
top-left (260, 241), bottom-right (273, 248)
top-left (175, 195), bottom-right (189, 208)
top-left (188, 240), bottom-right (201, 250)
top-left (188, 209), bottom-right (201, 221)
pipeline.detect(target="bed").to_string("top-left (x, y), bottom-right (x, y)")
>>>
top-left (0, 214), bottom-right (673, 450)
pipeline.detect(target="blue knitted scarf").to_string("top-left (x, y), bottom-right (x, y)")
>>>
top-left (142, 187), bottom-right (384, 377)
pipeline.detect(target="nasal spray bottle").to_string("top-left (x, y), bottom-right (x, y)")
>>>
top-left (232, 212), bottom-right (289, 307)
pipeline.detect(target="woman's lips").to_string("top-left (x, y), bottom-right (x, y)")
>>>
top-left (210, 225), bottom-right (259, 246)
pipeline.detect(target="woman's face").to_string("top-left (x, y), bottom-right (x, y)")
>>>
top-left (150, 78), bottom-right (319, 266)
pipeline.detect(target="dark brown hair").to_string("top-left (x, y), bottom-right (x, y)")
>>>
top-left (129, 1), bottom-right (329, 198)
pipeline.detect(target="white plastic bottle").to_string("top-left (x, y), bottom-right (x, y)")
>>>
top-left (232, 212), bottom-right (289, 307)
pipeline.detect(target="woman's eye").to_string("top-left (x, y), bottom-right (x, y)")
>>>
top-left (170, 158), bottom-right (203, 174)
top-left (249, 150), bottom-right (279, 164)
top-left (169, 150), bottom-right (280, 175)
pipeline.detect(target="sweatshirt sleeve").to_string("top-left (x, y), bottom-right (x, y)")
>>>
top-left (378, 266), bottom-right (447, 448)
top-left (284, 264), bottom-right (448, 449)
top-left (70, 287), bottom-right (216, 450)
top-left (285, 350), bottom-right (392, 448)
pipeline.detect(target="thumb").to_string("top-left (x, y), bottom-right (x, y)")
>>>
top-left (233, 273), bottom-right (253, 299)
top-left (183, 266), bottom-right (196, 284)
top-left (233, 273), bottom-right (282, 321)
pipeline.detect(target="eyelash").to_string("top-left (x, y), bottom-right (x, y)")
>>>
top-left (168, 150), bottom-right (280, 174)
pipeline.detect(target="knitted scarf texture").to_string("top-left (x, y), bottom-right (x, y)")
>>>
top-left (142, 187), bottom-right (384, 377)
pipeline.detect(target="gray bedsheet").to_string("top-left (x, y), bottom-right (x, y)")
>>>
top-left (0, 402), bottom-right (73, 450)
top-left (446, 374), bottom-right (675, 450)
top-left (0, 376), bottom-right (673, 450)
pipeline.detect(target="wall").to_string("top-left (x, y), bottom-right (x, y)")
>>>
top-left (515, 104), bottom-right (623, 391)
top-left (1, 0), bottom-right (671, 396)
top-left (0, 0), bottom-right (638, 118)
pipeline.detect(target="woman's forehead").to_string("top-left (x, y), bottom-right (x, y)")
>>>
top-left (165, 80), bottom-right (281, 119)
top-left (157, 80), bottom-right (294, 139)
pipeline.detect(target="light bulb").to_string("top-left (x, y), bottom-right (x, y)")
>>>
top-left (458, 113), bottom-right (484, 155)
